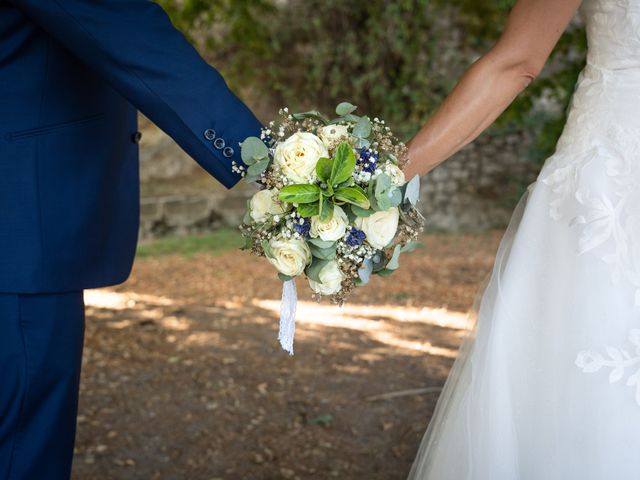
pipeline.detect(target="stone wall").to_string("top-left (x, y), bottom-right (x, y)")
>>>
top-left (139, 120), bottom-right (538, 239)
top-left (419, 131), bottom-right (538, 231)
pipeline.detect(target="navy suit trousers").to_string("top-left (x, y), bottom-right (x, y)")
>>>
top-left (0, 292), bottom-right (85, 480)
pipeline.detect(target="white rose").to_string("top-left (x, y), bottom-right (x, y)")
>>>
top-left (309, 260), bottom-right (344, 295)
top-left (266, 238), bottom-right (311, 277)
top-left (385, 163), bottom-right (406, 186)
top-left (274, 132), bottom-right (328, 183)
top-left (310, 205), bottom-right (348, 241)
top-left (319, 125), bottom-right (350, 148)
top-left (249, 189), bottom-right (286, 223)
top-left (355, 207), bottom-right (400, 250)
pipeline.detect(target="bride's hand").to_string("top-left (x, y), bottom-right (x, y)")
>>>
top-left (404, 0), bottom-right (582, 179)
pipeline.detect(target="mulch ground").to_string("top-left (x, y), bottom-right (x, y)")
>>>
top-left (72, 231), bottom-right (503, 480)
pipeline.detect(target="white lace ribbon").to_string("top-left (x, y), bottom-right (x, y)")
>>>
top-left (278, 279), bottom-right (297, 355)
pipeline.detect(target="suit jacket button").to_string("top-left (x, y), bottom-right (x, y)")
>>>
top-left (204, 128), bottom-right (216, 141)
top-left (213, 138), bottom-right (226, 150)
top-left (132, 131), bottom-right (142, 144)
top-left (223, 146), bottom-right (234, 158)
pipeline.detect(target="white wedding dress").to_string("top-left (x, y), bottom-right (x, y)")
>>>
top-left (409, 1), bottom-right (640, 478)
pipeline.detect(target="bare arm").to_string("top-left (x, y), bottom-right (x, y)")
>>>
top-left (404, 0), bottom-right (582, 178)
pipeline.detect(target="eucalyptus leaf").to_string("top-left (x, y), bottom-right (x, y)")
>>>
top-left (305, 258), bottom-right (331, 283)
top-left (261, 240), bottom-right (274, 259)
top-left (278, 273), bottom-right (294, 282)
top-left (334, 186), bottom-right (370, 209)
top-left (330, 143), bottom-right (356, 186)
top-left (356, 137), bottom-right (371, 149)
top-left (243, 209), bottom-right (252, 225)
top-left (328, 113), bottom-right (360, 125)
top-left (387, 187), bottom-right (403, 208)
top-left (404, 175), bottom-right (421, 206)
top-left (316, 157), bottom-right (333, 182)
top-left (296, 202), bottom-right (320, 217)
top-left (291, 110), bottom-right (329, 124)
top-left (375, 268), bottom-right (395, 277)
top-left (246, 157), bottom-right (270, 177)
top-left (308, 238), bottom-right (335, 248)
top-left (386, 245), bottom-right (402, 270)
top-left (335, 102), bottom-right (357, 116)
top-left (244, 171), bottom-right (262, 183)
top-left (357, 258), bottom-right (373, 285)
top-left (352, 116), bottom-right (372, 138)
top-left (241, 137), bottom-right (269, 165)
top-left (279, 184), bottom-right (320, 204)
top-left (310, 244), bottom-right (337, 260)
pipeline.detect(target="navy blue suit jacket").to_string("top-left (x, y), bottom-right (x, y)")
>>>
top-left (0, 0), bottom-right (262, 293)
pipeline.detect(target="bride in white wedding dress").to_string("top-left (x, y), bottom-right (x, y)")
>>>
top-left (404, 0), bottom-right (640, 478)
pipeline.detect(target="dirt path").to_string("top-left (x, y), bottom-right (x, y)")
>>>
top-left (72, 231), bottom-right (502, 480)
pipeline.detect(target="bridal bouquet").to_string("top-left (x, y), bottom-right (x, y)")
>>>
top-left (237, 103), bottom-right (424, 353)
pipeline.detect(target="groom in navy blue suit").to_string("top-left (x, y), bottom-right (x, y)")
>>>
top-left (0, 1), bottom-right (261, 478)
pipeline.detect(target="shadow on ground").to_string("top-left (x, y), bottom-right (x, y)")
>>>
top-left (72, 231), bottom-right (502, 480)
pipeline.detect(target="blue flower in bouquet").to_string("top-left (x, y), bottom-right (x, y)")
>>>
top-left (345, 227), bottom-right (366, 247)
top-left (358, 148), bottom-right (378, 173)
top-left (293, 217), bottom-right (311, 238)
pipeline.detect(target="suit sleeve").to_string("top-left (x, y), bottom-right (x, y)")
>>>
top-left (13, 0), bottom-right (262, 188)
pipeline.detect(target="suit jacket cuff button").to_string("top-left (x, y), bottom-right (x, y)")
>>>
top-left (223, 146), bottom-right (234, 158)
top-left (204, 128), bottom-right (216, 141)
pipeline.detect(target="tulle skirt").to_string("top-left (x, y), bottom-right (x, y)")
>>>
top-left (408, 179), bottom-right (640, 479)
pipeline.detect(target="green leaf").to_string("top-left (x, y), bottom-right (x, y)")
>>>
top-left (374, 173), bottom-right (392, 197)
top-left (356, 137), bottom-right (371, 149)
top-left (330, 143), bottom-right (356, 186)
top-left (279, 184), bottom-right (320, 204)
top-left (334, 185), bottom-right (370, 209)
top-left (291, 110), bottom-right (329, 124)
top-left (375, 268), bottom-right (395, 277)
top-left (351, 205), bottom-right (374, 217)
top-left (241, 137), bottom-right (268, 165)
top-left (296, 202), bottom-right (319, 217)
top-left (261, 240), bottom-right (274, 259)
top-left (319, 196), bottom-right (335, 222)
top-left (316, 157), bottom-right (333, 182)
top-left (352, 116), bottom-right (372, 138)
top-left (335, 102), bottom-right (357, 116)
top-left (403, 175), bottom-right (421, 206)
top-left (373, 173), bottom-right (399, 210)
top-left (357, 258), bottom-right (373, 285)
top-left (386, 245), bottom-right (402, 270)
top-left (246, 157), bottom-right (270, 177)
top-left (310, 243), bottom-right (337, 260)
top-left (387, 187), bottom-right (403, 208)
top-left (308, 238), bottom-right (335, 248)
top-left (305, 258), bottom-right (331, 282)
top-left (278, 273), bottom-right (294, 282)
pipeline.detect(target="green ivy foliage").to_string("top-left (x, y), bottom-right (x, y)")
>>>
top-left (157, 0), bottom-right (586, 165)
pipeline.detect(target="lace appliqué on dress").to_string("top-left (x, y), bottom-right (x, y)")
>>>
top-left (541, 75), bottom-right (640, 404)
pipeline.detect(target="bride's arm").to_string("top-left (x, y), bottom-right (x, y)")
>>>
top-left (404, 0), bottom-right (582, 178)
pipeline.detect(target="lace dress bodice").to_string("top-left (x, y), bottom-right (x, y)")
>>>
top-left (542, 0), bottom-right (640, 297)
top-left (540, 0), bottom-right (640, 406)
top-left (581, 0), bottom-right (640, 71)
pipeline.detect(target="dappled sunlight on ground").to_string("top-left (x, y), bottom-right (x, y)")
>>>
top-left (73, 231), bottom-right (503, 480)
